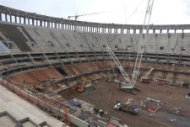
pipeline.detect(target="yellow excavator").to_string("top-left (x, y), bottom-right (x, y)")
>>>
top-left (73, 80), bottom-right (85, 93)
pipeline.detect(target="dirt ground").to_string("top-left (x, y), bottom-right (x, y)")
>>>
top-left (61, 79), bottom-right (190, 127)
top-left (8, 61), bottom-right (190, 127)
top-left (9, 67), bottom-right (63, 87)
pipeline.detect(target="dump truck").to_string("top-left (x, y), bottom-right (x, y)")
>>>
top-left (113, 99), bottom-right (140, 115)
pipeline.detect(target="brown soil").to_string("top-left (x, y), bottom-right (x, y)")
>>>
top-left (9, 67), bottom-right (63, 87)
top-left (61, 79), bottom-right (190, 127)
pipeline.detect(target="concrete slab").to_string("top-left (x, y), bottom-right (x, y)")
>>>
top-left (0, 115), bottom-right (16, 127)
top-left (22, 121), bottom-right (37, 127)
top-left (0, 85), bottom-right (68, 127)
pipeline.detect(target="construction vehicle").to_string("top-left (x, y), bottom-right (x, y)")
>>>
top-left (73, 80), bottom-right (85, 93)
top-left (106, 0), bottom-right (154, 93)
top-left (141, 67), bottom-right (154, 83)
top-left (113, 99), bottom-right (140, 115)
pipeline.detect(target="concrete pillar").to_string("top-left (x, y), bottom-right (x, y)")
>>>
top-left (102, 28), bottom-right (104, 33)
top-left (97, 27), bottom-right (100, 33)
top-left (0, 13), bottom-right (1, 21)
top-left (127, 29), bottom-right (130, 34)
top-left (107, 28), bottom-right (110, 33)
top-left (133, 29), bottom-right (136, 34)
top-left (106, 28), bottom-right (108, 33)
top-left (160, 29), bottom-right (162, 34)
top-left (174, 29), bottom-right (177, 33)
top-left (14, 16), bottom-right (17, 23)
top-left (114, 28), bottom-right (116, 34)
top-left (104, 28), bottom-right (106, 33)
top-left (32, 19), bottom-right (34, 25)
top-left (40, 20), bottom-right (42, 27)
top-left (5, 14), bottom-right (8, 22)
top-left (24, 17), bottom-right (26, 24)
top-left (43, 21), bottom-right (45, 27)
top-left (10, 15), bottom-right (12, 23)
top-left (167, 29), bottom-right (169, 33)
top-left (153, 29), bottom-right (155, 34)
top-left (47, 22), bottom-right (50, 27)
top-left (120, 29), bottom-right (123, 34)
top-left (139, 29), bottom-right (142, 34)
top-left (19, 17), bottom-right (21, 24)
top-left (36, 20), bottom-right (39, 26)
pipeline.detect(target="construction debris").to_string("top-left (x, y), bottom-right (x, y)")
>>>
top-left (114, 99), bottom-right (140, 115)
top-left (141, 97), bottom-right (162, 113)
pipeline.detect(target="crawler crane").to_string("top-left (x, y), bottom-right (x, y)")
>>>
top-left (107, 0), bottom-right (154, 93)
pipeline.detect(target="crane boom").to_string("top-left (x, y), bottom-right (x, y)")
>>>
top-left (107, 0), bottom-right (154, 91)
top-left (68, 12), bottom-right (106, 20)
top-left (131, 0), bottom-right (154, 86)
top-left (107, 47), bottom-right (132, 88)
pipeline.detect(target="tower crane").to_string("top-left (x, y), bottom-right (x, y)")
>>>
top-left (68, 12), bottom-right (106, 20)
top-left (107, 0), bottom-right (154, 92)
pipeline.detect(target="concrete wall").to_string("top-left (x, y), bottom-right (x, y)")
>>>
top-left (0, 22), bottom-right (189, 56)
top-left (24, 24), bottom-right (189, 55)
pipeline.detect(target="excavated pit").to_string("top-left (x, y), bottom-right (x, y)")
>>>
top-left (8, 61), bottom-right (190, 127)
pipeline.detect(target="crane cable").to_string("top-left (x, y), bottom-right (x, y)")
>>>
top-left (131, 0), bottom-right (154, 86)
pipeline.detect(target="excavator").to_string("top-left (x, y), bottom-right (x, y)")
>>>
top-left (73, 80), bottom-right (85, 93)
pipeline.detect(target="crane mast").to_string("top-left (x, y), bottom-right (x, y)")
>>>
top-left (107, 0), bottom-right (154, 91)
top-left (131, 0), bottom-right (154, 86)
top-left (107, 47), bottom-right (132, 88)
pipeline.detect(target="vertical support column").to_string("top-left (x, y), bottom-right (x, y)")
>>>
top-left (14, 16), bottom-right (17, 23)
top-left (0, 13), bottom-right (1, 21)
top-left (98, 27), bottom-right (100, 33)
top-left (133, 29), bottom-right (136, 34)
top-left (40, 20), bottom-right (42, 27)
top-left (91, 27), bottom-right (93, 32)
top-left (47, 21), bottom-right (50, 27)
top-left (139, 29), bottom-right (142, 34)
top-left (19, 17), bottom-right (21, 24)
top-left (10, 15), bottom-right (12, 23)
top-left (121, 28), bottom-right (124, 34)
top-left (32, 19), bottom-right (34, 25)
top-left (174, 29), bottom-right (176, 33)
top-left (96, 27), bottom-right (99, 33)
top-left (127, 29), bottom-right (130, 34)
top-left (108, 28), bottom-right (111, 33)
top-left (5, 14), bottom-right (8, 22)
top-left (153, 29), bottom-right (155, 34)
top-left (167, 29), bottom-right (169, 34)
top-left (24, 17), bottom-right (26, 24)
top-left (160, 29), bottom-right (162, 34)
top-left (182, 29), bottom-right (184, 33)
top-left (114, 28), bottom-right (116, 34)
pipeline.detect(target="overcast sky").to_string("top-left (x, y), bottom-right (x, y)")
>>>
top-left (1, 0), bottom-right (190, 24)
